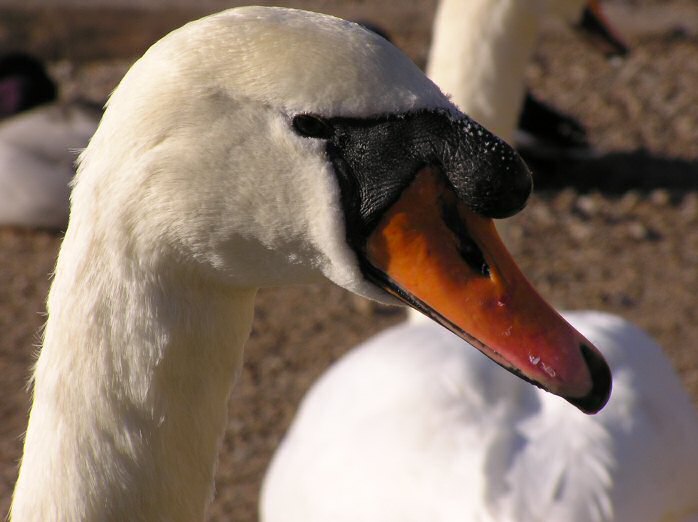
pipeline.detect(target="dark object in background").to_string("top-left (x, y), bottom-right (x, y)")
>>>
top-left (516, 92), bottom-right (592, 161)
top-left (0, 53), bottom-right (57, 118)
top-left (578, 2), bottom-right (630, 57)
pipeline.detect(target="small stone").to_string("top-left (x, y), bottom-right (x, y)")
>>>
top-left (627, 221), bottom-right (648, 240)
top-left (619, 190), bottom-right (641, 213)
top-left (569, 221), bottom-right (593, 241)
top-left (650, 189), bottom-right (671, 206)
top-left (575, 195), bottom-right (598, 218)
top-left (680, 193), bottom-right (698, 221)
top-left (350, 295), bottom-right (374, 316)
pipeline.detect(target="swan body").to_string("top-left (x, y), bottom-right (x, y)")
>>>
top-left (0, 103), bottom-right (98, 228)
top-left (262, 311), bottom-right (698, 522)
top-left (11, 7), bottom-right (611, 521)
top-left (0, 54), bottom-right (99, 228)
top-left (427, 0), bottom-right (617, 144)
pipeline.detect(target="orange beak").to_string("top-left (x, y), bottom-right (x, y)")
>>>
top-left (361, 167), bottom-right (611, 413)
top-left (579, 0), bottom-right (629, 57)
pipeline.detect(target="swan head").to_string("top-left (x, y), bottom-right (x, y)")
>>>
top-left (73, 6), bottom-right (609, 412)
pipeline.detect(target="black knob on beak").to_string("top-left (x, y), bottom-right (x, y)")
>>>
top-left (445, 115), bottom-right (533, 219)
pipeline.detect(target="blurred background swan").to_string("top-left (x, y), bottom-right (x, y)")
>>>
top-left (426, 0), bottom-right (628, 158)
top-left (0, 53), bottom-right (99, 229)
top-left (262, 311), bottom-right (698, 522)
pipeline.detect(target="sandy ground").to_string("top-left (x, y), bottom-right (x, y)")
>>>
top-left (0, 1), bottom-right (697, 519)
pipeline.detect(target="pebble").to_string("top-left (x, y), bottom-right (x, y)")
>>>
top-left (650, 189), bottom-right (671, 206)
top-left (680, 193), bottom-right (698, 220)
top-left (619, 190), bottom-right (642, 213)
top-left (569, 221), bottom-right (593, 241)
top-left (575, 194), bottom-right (599, 218)
top-left (627, 221), bottom-right (650, 241)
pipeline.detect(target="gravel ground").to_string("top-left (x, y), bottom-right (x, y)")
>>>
top-left (0, 1), bottom-right (696, 520)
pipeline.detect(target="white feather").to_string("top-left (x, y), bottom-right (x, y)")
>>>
top-left (10, 7), bottom-right (456, 521)
top-left (262, 311), bottom-right (698, 522)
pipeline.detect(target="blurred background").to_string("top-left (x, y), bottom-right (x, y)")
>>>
top-left (0, 0), bottom-right (696, 519)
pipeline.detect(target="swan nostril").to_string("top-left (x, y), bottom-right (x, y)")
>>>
top-left (565, 343), bottom-right (612, 414)
top-left (439, 196), bottom-right (491, 277)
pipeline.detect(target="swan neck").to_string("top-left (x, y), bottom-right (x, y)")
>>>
top-left (11, 232), bottom-right (257, 521)
top-left (427, 0), bottom-right (541, 141)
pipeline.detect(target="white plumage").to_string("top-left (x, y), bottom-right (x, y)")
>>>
top-left (262, 311), bottom-right (698, 522)
top-left (10, 8), bottom-right (440, 520)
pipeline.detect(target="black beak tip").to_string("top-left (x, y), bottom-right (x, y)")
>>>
top-left (565, 343), bottom-right (612, 414)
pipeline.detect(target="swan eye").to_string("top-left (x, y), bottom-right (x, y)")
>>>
top-left (292, 114), bottom-right (334, 139)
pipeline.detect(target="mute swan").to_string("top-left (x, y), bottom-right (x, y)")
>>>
top-left (261, 311), bottom-right (698, 522)
top-left (0, 54), bottom-right (99, 229)
top-left (427, 0), bottom-right (628, 145)
top-left (10, 7), bottom-right (611, 521)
